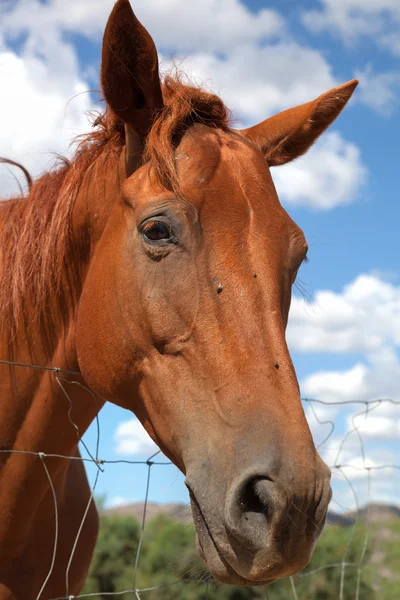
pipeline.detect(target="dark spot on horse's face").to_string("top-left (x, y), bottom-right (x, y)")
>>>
top-left (224, 139), bottom-right (241, 150)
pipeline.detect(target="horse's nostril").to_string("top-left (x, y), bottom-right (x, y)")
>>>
top-left (240, 477), bottom-right (272, 518)
top-left (225, 474), bottom-right (276, 550)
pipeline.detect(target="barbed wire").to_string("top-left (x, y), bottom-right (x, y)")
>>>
top-left (1, 357), bottom-right (399, 600)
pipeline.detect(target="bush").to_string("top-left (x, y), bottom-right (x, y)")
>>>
top-left (82, 513), bottom-right (377, 600)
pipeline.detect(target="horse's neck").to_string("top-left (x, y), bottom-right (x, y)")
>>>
top-left (0, 150), bottom-right (123, 541)
top-left (0, 321), bottom-right (103, 550)
top-left (1, 147), bottom-right (124, 370)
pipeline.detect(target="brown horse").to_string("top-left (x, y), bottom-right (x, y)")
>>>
top-left (0, 1), bottom-right (358, 597)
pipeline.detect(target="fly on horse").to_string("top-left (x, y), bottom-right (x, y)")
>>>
top-left (0, 1), bottom-right (358, 598)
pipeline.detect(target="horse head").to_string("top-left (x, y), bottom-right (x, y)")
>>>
top-left (76, 0), bottom-right (357, 585)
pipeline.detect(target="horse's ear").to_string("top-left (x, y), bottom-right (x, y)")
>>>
top-left (101, 0), bottom-right (164, 175)
top-left (239, 80), bottom-right (358, 167)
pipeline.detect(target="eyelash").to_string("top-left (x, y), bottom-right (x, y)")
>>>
top-left (292, 254), bottom-right (309, 284)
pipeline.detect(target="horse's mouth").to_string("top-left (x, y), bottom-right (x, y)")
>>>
top-left (188, 489), bottom-right (276, 587)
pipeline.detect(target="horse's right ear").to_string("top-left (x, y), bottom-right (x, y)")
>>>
top-left (101, 0), bottom-right (164, 175)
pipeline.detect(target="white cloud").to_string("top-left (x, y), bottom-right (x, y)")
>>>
top-left (305, 393), bottom-right (400, 451)
top-left (291, 273), bottom-right (400, 426)
top-left (302, 364), bottom-right (368, 404)
top-left (315, 432), bottom-right (400, 511)
top-left (302, 0), bottom-right (400, 55)
top-left (176, 41), bottom-right (338, 123)
top-left (301, 0), bottom-right (400, 117)
top-left (301, 352), bottom-right (400, 407)
top-left (114, 418), bottom-right (160, 456)
top-left (335, 456), bottom-right (394, 481)
top-left (380, 30), bottom-right (400, 57)
top-left (349, 403), bottom-right (400, 441)
top-left (0, 29), bottom-right (94, 198)
top-left (106, 496), bottom-right (129, 509)
top-left (308, 373), bottom-right (400, 511)
top-left (354, 64), bottom-right (400, 117)
top-left (289, 274), bottom-right (400, 354)
top-left (272, 132), bottom-right (367, 211)
top-left (351, 415), bottom-right (400, 440)
top-left (327, 432), bottom-right (397, 473)
top-left (0, 0), bottom-right (284, 54)
top-left (302, 0), bottom-right (400, 120)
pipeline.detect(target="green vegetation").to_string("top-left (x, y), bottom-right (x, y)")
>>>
top-left (82, 511), bottom-right (400, 599)
top-left (362, 520), bottom-right (400, 600)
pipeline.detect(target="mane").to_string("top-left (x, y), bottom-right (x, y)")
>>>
top-left (0, 75), bottom-right (231, 337)
top-left (145, 76), bottom-right (231, 192)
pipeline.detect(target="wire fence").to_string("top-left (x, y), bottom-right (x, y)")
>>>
top-left (1, 358), bottom-right (399, 600)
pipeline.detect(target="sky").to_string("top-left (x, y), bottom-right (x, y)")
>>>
top-left (0, 0), bottom-right (400, 514)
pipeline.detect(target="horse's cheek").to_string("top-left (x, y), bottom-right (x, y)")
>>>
top-left (74, 257), bottom-right (133, 400)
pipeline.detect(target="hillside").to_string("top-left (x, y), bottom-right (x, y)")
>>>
top-left (104, 501), bottom-right (192, 523)
top-left (103, 500), bottom-right (400, 527)
top-left (346, 503), bottom-right (400, 524)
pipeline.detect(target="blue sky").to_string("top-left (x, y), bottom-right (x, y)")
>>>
top-left (1, 0), bottom-right (400, 512)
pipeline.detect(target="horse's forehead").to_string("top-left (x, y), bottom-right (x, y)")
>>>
top-left (176, 127), bottom-right (303, 251)
top-left (175, 125), bottom-right (222, 188)
top-left (176, 125), bottom-right (254, 192)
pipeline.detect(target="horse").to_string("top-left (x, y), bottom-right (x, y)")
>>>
top-left (0, 1), bottom-right (358, 598)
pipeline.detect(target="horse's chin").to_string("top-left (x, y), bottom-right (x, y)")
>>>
top-left (195, 532), bottom-right (275, 587)
top-left (190, 496), bottom-right (276, 587)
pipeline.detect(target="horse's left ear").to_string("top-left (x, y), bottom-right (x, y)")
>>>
top-left (101, 0), bottom-right (164, 175)
top-left (239, 79), bottom-right (358, 167)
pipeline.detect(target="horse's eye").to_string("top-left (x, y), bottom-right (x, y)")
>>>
top-left (142, 221), bottom-right (171, 242)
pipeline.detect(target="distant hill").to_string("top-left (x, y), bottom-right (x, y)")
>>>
top-left (103, 501), bottom-right (400, 527)
top-left (346, 503), bottom-right (400, 524)
top-left (104, 502), bottom-right (192, 524)
top-left (326, 511), bottom-right (355, 527)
